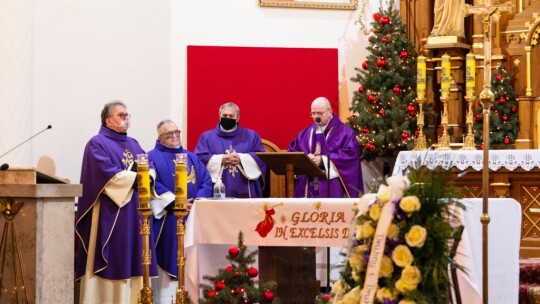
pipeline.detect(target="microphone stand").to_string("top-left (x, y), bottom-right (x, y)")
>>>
top-left (317, 119), bottom-right (332, 293)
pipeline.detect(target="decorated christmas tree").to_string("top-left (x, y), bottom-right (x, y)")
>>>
top-left (474, 65), bottom-right (519, 148)
top-left (348, 0), bottom-right (434, 161)
top-left (199, 232), bottom-right (280, 304)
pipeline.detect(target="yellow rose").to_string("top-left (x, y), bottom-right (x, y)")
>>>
top-left (399, 196), bottom-right (421, 214)
top-left (387, 223), bottom-right (399, 240)
top-left (379, 255), bottom-right (394, 278)
top-left (376, 287), bottom-right (397, 302)
top-left (348, 252), bottom-right (366, 272)
top-left (379, 187), bottom-right (392, 203)
top-left (363, 221), bottom-right (375, 238)
top-left (369, 203), bottom-right (381, 220)
top-left (395, 278), bottom-right (417, 293)
top-left (392, 245), bottom-right (414, 267)
top-left (405, 225), bottom-right (427, 248)
top-left (401, 265), bottom-right (422, 285)
top-left (352, 272), bottom-right (361, 283)
top-left (331, 279), bottom-right (347, 295)
top-left (355, 223), bottom-right (364, 239)
top-left (355, 244), bottom-right (367, 255)
top-left (342, 286), bottom-right (362, 304)
top-left (398, 300), bottom-right (416, 304)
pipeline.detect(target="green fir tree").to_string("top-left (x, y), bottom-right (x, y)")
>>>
top-left (473, 65), bottom-right (519, 148)
top-left (199, 232), bottom-right (280, 304)
top-left (348, 0), bottom-right (434, 161)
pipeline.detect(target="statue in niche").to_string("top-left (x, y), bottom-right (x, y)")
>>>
top-left (430, 0), bottom-right (466, 37)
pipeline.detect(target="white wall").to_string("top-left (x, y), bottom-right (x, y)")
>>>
top-left (26, 0), bottom-right (381, 183)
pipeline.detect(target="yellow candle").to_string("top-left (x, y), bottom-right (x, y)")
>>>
top-left (175, 153), bottom-right (188, 210)
top-left (136, 154), bottom-right (151, 210)
top-left (416, 55), bottom-right (427, 100)
top-left (466, 53), bottom-right (476, 97)
top-left (441, 53), bottom-right (451, 99)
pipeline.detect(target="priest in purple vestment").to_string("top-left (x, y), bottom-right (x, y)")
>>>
top-left (288, 97), bottom-right (363, 198)
top-left (75, 101), bottom-right (158, 304)
top-left (194, 102), bottom-right (266, 198)
top-left (148, 119), bottom-right (212, 303)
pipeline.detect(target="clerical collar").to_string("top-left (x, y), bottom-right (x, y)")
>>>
top-left (155, 140), bottom-right (184, 153)
top-left (100, 125), bottom-right (128, 141)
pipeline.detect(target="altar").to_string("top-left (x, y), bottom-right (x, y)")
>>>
top-left (393, 149), bottom-right (540, 257)
top-left (184, 197), bottom-right (520, 303)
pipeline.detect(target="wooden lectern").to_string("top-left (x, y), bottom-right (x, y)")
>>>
top-left (256, 152), bottom-right (325, 303)
top-left (0, 168), bottom-right (82, 304)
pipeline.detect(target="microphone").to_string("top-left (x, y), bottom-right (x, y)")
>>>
top-left (1, 163), bottom-right (8, 170)
top-left (0, 125), bottom-right (53, 161)
top-left (315, 117), bottom-right (321, 124)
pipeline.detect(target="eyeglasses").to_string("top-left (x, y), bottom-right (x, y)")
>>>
top-left (160, 130), bottom-right (181, 140)
top-left (310, 110), bottom-right (327, 117)
top-left (111, 113), bottom-right (131, 119)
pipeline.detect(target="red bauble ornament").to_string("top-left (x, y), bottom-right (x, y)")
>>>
top-left (207, 290), bottom-right (217, 299)
top-left (415, 129), bottom-right (420, 137)
top-left (504, 137), bottom-right (511, 145)
top-left (511, 106), bottom-right (518, 113)
top-left (228, 246), bottom-right (240, 258)
top-left (361, 126), bottom-right (370, 134)
top-left (368, 94), bottom-right (377, 104)
top-left (323, 294), bottom-right (331, 301)
top-left (247, 267), bottom-right (259, 278)
top-left (365, 142), bottom-right (376, 152)
top-left (491, 104), bottom-right (495, 110)
top-left (399, 50), bottom-right (409, 60)
top-left (496, 74), bottom-right (502, 81)
top-left (499, 97), bottom-right (506, 104)
top-left (358, 85), bottom-right (365, 93)
top-left (225, 265), bottom-right (234, 272)
top-left (378, 109), bottom-right (385, 116)
top-left (376, 58), bottom-right (387, 68)
top-left (475, 113), bottom-right (482, 121)
top-left (381, 36), bottom-right (388, 44)
top-left (401, 132), bottom-right (410, 141)
top-left (362, 61), bottom-right (369, 70)
top-left (368, 35), bottom-right (374, 43)
top-left (379, 16), bottom-right (390, 26)
top-left (503, 114), bottom-right (509, 122)
top-left (392, 85), bottom-right (401, 95)
top-left (478, 101), bottom-right (483, 107)
top-left (494, 110), bottom-right (499, 116)
top-left (406, 104), bottom-right (416, 115)
top-left (373, 13), bottom-right (380, 20)
top-left (215, 281), bottom-right (226, 291)
top-left (263, 290), bottom-right (275, 301)
top-left (479, 144), bottom-right (484, 150)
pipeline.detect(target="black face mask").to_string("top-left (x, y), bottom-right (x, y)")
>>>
top-left (220, 117), bottom-right (237, 130)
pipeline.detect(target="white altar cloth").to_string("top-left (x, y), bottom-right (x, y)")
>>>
top-left (392, 149), bottom-right (540, 175)
top-left (184, 197), bottom-right (520, 303)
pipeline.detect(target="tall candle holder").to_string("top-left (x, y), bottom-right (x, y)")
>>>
top-left (174, 153), bottom-right (189, 304)
top-left (437, 96), bottom-right (451, 150)
top-left (462, 95), bottom-right (477, 150)
top-left (414, 97), bottom-right (428, 150)
top-left (136, 153), bottom-right (154, 304)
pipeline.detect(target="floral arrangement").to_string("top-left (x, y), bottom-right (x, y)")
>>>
top-left (323, 167), bottom-right (464, 304)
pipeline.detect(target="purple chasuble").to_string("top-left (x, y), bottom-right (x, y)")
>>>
top-left (148, 141), bottom-right (212, 278)
top-left (288, 114), bottom-right (363, 198)
top-left (75, 126), bottom-right (158, 280)
top-left (194, 123), bottom-right (266, 198)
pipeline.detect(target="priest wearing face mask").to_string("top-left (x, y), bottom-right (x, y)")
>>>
top-left (194, 102), bottom-right (266, 198)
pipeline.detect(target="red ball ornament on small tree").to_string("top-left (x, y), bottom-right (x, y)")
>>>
top-left (373, 13), bottom-right (380, 20)
top-left (362, 61), bottom-right (369, 70)
top-left (381, 36), bottom-right (388, 44)
top-left (504, 137), bottom-right (511, 145)
top-left (376, 57), bottom-right (387, 68)
top-left (503, 113), bottom-right (509, 122)
top-left (368, 35), bottom-right (374, 43)
top-left (368, 94), bottom-right (377, 104)
top-left (358, 85), bottom-right (365, 93)
top-left (323, 294), bottom-right (331, 301)
top-left (496, 74), bottom-right (502, 81)
top-left (499, 97), bottom-right (506, 104)
top-left (215, 280), bottom-right (226, 291)
top-left (379, 16), bottom-right (390, 26)
top-left (475, 113), bottom-right (482, 121)
top-left (229, 246), bottom-right (240, 258)
top-left (263, 290), bottom-right (275, 301)
top-left (365, 142), bottom-right (376, 152)
top-left (207, 290), bottom-right (217, 299)
top-left (247, 267), bottom-right (259, 278)
top-left (415, 129), bottom-right (420, 137)
top-left (361, 126), bottom-right (370, 134)
top-left (378, 109), bottom-right (385, 116)
top-left (399, 50), bottom-right (409, 60)
top-left (392, 85), bottom-right (401, 95)
top-left (511, 105), bottom-right (518, 113)
top-left (225, 265), bottom-right (234, 272)
top-left (401, 132), bottom-right (410, 141)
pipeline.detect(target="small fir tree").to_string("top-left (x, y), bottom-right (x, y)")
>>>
top-left (348, 0), bottom-right (434, 161)
top-left (474, 65), bottom-right (519, 148)
top-left (199, 231), bottom-right (280, 304)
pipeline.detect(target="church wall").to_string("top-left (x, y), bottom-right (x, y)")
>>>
top-left (28, 0), bottom-right (381, 183)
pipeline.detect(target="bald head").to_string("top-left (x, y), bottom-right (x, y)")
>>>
top-left (310, 97), bottom-right (333, 126)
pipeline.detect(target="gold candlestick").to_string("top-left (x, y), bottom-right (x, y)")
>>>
top-left (462, 95), bottom-right (476, 150)
top-left (414, 97), bottom-right (428, 150)
top-left (136, 153), bottom-right (154, 304)
top-left (174, 153), bottom-right (189, 304)
top-left (437, 96), bottom-right (451, 150)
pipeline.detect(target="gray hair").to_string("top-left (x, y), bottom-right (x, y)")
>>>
top-left (156, 119), bottom-right (176, 135)
top-left (219, 102), bottom-right (240, 116)
top-left (311, 97), bottom-right (332, 110)
top-left (101, 100), bottom-right (126, 125)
